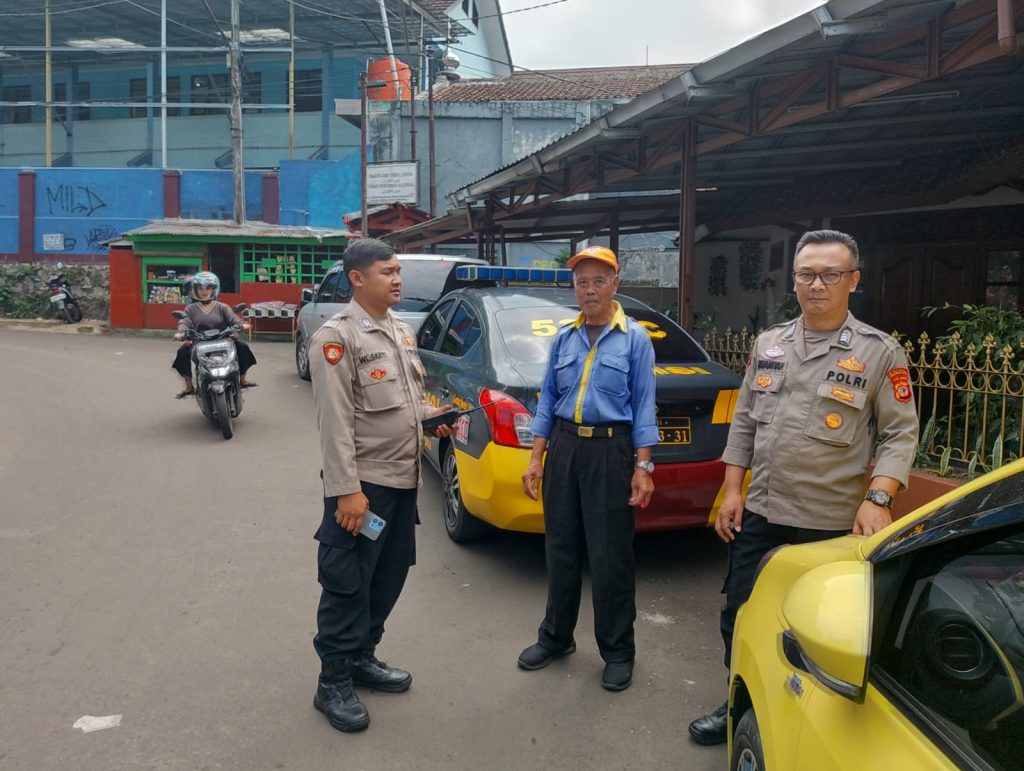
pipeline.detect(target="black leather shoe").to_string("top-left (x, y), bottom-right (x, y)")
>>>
top-left (601, 660), bottom-right (633, 691)
top-left (313, 675), bottom-right (370, 733)
top-left (517, 641), bottom-right (576, 670)
top-left (688, 701), bottom-right (728, 746)
top-left (349, 656), bottom-right (412, 693)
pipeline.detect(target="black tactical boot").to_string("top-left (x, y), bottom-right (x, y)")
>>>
top-left (349, 653), bottom-right (413, 693)
top-left (313, 666), bottom-right (370, 733)
top-left (688, 701), bottom-right (728, 746)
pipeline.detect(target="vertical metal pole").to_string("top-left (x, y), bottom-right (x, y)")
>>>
top-left (409, 73), bottom-right (417, 162)
top-left (230, 0), bottom-right (245, 224)
top-left (288, 1), bottom-right (295, 160)
top-left (160, 0), bottom-right (168, 169)
top-left (45, 0), bottom-right (52, 167)
top-left (360, 72), bottom-right (368, 236)
top-left (428, 70), bottom-right (436, 217)
top-left (678, 117), bottom-right (696, 331)
top-left (609, 210), bottom-right (620, 256)
top-left (377, 0), bottom-right (402, 101)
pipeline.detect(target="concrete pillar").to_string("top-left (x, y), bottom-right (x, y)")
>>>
top-left (18, 171), bottom-right (36, 261)
top-left (262, 173), bottom-right (279, 224)
top-left (162, 171), bottom-right (180, 218)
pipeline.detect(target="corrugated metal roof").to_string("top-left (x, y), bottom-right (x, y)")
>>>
top-left (124, 219), bottom-right (352, 241)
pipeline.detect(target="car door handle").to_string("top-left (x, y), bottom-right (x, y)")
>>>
top-left (440, 387), bottom-right (450, 397)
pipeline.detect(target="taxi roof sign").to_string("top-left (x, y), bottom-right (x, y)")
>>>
top-left (455, 265), bottom-right (574, 283)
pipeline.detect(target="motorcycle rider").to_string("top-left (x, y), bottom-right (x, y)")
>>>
top-left (171, 271), bottom-right (257, 398)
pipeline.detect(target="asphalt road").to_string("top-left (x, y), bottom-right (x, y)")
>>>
top-left (0, 327), bottom-right (730, 771)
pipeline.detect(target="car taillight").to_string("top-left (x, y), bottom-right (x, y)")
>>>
top-left (480, 388), bottom-right (533, 448)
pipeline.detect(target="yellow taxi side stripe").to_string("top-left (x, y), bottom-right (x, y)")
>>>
top-left (574, 346), bottom-right (600, 424)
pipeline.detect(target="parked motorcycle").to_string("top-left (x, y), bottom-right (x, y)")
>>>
top-left (171, 304), bottom-right (248, 440)
top-left (46, 262), bottom-right (83, 324)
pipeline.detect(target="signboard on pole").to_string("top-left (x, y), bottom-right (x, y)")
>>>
top-left (367, 161), bottom-right (419, 205)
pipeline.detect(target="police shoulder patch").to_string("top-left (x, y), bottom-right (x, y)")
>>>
top-left (322, 342), bottom-right (345, 365)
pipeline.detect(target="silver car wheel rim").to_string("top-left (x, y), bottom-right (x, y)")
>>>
top-left (297, 339), bottom-right (308, 373)
top-left (442, 451), bottom-right (460, 529)
top-left (737, 748), bottom-right (759, 771)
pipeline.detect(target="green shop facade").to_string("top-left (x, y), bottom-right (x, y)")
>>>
top-left (109, 220), bottom-right (349, 330)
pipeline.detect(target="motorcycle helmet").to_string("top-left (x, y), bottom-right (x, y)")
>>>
top-left (188, 271), bottom-right (220, 302)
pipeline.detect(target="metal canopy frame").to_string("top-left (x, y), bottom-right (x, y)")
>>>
top-left (390, 0), bottom-right (1024, 329)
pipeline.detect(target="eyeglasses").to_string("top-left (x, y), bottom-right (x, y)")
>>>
top-left (792, 269), bottom-right (857, 286)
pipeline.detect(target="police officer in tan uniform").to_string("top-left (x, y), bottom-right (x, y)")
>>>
top-left (688, 230), bottom-right (919, 746)
top-left (309, 238), bottom-right (452, 733)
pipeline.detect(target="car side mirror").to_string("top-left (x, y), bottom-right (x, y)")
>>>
top-left (781, 561), bottom-right (871, 702)
top-left (301, 288), bottom-right (314, 304)
top-left (171, 310), bottom-right (187, 319)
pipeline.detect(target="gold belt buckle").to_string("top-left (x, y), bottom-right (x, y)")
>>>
top-left (577, 425), bottom-right (594, 438)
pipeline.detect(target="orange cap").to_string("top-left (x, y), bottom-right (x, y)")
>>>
top-left (567, 245), bottom-right (619, 273)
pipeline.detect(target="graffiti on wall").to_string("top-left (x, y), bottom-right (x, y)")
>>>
top-left (45, 184), bottom-right (108, 217)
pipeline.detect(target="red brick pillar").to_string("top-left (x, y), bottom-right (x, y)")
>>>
top-left (163, 171), bottom-right (181, 219)
top-left (18, 170), bottom-right (35, 262)
top-left (262, 173), bottom-right (279, 224)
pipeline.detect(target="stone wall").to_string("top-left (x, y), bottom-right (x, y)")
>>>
top-left (0, 263), bottom-right (110, 320)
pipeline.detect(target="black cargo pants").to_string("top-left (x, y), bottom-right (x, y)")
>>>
top-left (313, 481), bottom-right (418, 667)
top-left (538, 418), bottom-right (636, 664)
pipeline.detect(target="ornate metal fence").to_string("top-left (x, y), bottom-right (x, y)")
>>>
top-left (702, 328), bottom-right (1024, 475)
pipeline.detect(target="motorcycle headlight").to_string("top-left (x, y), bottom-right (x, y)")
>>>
top-left (209, 366), bottom-right (232, 377)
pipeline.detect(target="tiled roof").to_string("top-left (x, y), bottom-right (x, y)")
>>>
top-left (430, 64), bottom-right (694, 102)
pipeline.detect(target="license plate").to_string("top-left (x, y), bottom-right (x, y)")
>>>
top-left (49, 292), bottom-right (66, 302)
top-left (658, 417), bottom-right (692, 445)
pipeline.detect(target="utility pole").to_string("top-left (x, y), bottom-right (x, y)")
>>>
top-left (428, 67), bottom-right (436, 217)
top-left (360, 71), bottom-right (369, 236)
top-left (229, 0), bottom-right (245, 224)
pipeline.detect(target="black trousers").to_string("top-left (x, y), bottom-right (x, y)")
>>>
top-left (720, 510), bottom-right (847, 669)
top-left (538, 420), bottom-right (636, 663)
top-left (171, 339), bottom-right (256, 379)
top-left (313, 482), bottom-right (418, 667)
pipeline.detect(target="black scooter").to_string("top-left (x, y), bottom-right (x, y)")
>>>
top-left (46, 262), bottom-right (83, 324)
top-left (171, 304), bottom-right (248, 440)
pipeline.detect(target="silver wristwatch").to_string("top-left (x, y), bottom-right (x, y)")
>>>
top-left (635, 459), bottom-right (655, 474)
top-left (865, 489), bottom-right (894, 509)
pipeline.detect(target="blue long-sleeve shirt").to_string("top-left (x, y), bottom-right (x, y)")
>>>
top-left (531, 301), bottom-right (659, 448)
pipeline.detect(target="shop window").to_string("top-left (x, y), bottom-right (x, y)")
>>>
top-left (985, 251), bottom-right (1022, 311)
top-left (240, 243), bottom-right (346, 285)
top-left (242, 70), bottom-right (262, 113)
top-left (166, 76), bottom-right (182, 117)
top-left (3, 85), bottom-right (31, 124)
top-left (294, 68), bottom-right (322, 112)
top-left (53, 83), bottom-right (68, 123)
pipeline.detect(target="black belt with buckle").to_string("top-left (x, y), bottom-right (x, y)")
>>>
top-left (557, 418), bottom-right (628, 439)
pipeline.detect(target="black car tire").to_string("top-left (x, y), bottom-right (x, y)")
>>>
top-left (295, 333), bottom-right (311, 381)
top-left (730, 709), bottom-right (765, 771)
top-left (441, 443), bottom-right (486, 543)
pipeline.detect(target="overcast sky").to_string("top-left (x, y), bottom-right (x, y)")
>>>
top-left (501, 0), bottom-right (822, 70)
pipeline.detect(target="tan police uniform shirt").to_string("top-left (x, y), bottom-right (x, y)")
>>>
top-left (722, 312), bottom-right (919, 530)
top-left (310, 299), bottom-right (430, 496)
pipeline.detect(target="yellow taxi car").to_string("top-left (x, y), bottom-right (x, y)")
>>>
top-left (728, 458), bottom-right (1024, 770)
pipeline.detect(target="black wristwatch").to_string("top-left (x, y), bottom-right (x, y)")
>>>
top-left (865, 489), bottom-right (894, 510)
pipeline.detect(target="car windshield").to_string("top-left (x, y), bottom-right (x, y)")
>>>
top-left (393, 259), bottom-right (474, 312)
top-left (495, 304), bottom-right (708, 364)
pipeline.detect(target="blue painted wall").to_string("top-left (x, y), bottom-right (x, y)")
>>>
top-left (34, 168), bottom-right (163, 254)
top-left (279, 153), bottom-right (362, 228)
top-left (180, 170), bottom-right (264, 221)
top-left (0, 169), bottom-right (19, 253)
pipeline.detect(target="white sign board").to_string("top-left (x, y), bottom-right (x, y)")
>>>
top-left (366, 162), bottom-right (418, 206)
top-left (43, 233), bottom-right (64, 251)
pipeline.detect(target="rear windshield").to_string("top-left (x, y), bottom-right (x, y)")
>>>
top-left (495, 304), bottom-right (708, 364)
